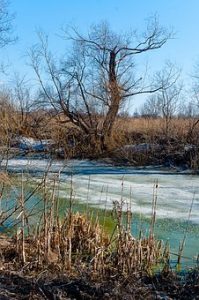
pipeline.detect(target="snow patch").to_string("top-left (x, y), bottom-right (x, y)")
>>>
top-left (18, 137), bottom-right (53, 152)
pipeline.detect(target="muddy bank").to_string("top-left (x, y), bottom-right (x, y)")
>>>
top-left (107, 142), bottom-right (199, 172)
top-left (0, 233), bottom-right (199, 299)
top-left (0, 270), bottom-right (199, 299)
top-left (5, 136), bottom-right (199, 172)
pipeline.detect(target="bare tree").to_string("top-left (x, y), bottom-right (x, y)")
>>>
top-left (0, 88), bottom-right (17, 147)
top-left (140, 95), bottom-right (161, 118)
top-left (185, 79), bottom-right (199, 141)
top-left (30, 19), bottom-right (172, 153)
top-left (0, 0), bottom-right (15, 48)
top-left (157, 64), bottom-right (182, 139)
top-left (141, 62), bottom-right (182, 139)
top-left (12, 74), bottom-right (31, 123)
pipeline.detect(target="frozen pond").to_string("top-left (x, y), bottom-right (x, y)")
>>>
top-left (3, 158), bottom-right (199, 221)
top-left (2, 158), bottom-right (199, 265)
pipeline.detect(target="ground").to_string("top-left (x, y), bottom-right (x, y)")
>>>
top-left (0, 270), bottom-right (199, 299)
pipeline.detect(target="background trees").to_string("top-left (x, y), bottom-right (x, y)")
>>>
top-left (0, 0), bottom-right (17, 149)
top-left (140, 63), bottom-right (182, 140)
top-left (30, 19), bottom-right (171, 153)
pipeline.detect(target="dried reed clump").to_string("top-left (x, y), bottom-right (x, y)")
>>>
top-left (5, 210), bottom-right (111, 276)
top-left (109, 196), bottom-right (164, 276)
top-left (114, 229), bottom-right (163, 275)
top-left (0, 172), bottom-right (12, 185)
top-left (0, 175), bottom-right (169, 279)
top-left (2, 208), bottom-right (167, 279)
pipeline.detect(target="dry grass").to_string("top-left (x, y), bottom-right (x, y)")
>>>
top-left (1, 210), bottom-right (166, 278)
top-left (0, 173), bottom-right (171, 280)
top-left (0, 172), bottom-right (12, 185)
top-left (1, 103), bottom-right (199, 159)
top-left (0, 169), bottom-right (196, 300)
top-left (114, 117), bottom-right (198, 143)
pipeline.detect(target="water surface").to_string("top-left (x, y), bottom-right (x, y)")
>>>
top-left (2, 158), bottom-right (199, 266)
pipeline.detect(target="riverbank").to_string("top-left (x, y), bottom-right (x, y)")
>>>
top-left (1, 157), bottom-right (199, 264)
top-left (0, 156), bottom-right (199, 298)
top-left (0, 268), bottom-right (199, 299)
top-left (3, 132), bottom-right (199, 172)
top-left (0, 209), bottom-right (170, 299)
top-left (0, 236), bottom-right (199, 300)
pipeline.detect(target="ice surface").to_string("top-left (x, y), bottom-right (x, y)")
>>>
top-left (2, 158), bottom-right (199, 222)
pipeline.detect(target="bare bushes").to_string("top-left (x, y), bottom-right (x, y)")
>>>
top-left (0, 91), bottom-right (17, 146)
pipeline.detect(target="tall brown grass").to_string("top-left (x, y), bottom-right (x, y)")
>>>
top-left (0, 172), bottom-right (171, 279)
top-left (114, 117), bottom-right (197, 144)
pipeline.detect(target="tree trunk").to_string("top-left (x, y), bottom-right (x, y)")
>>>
top-left (101, 50), bottom-right (121, 151)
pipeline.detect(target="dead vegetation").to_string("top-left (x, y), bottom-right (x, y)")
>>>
top-left (0, 89), bottom-right (199, 168)
top-left (0, 169), bottom-right (197, 298)
top-left (0, 175), bottom-right (169, 299)
top-left (0, 185), bottom-right (166, 278)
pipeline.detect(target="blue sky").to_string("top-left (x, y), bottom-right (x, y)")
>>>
top-left (1, 0), bottom-right (199, 108)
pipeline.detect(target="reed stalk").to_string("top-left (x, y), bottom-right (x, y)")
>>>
top-left (0, 169), bottom-right (173, 279)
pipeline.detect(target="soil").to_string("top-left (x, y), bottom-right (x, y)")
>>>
top-left (0, 270), bottom-right (199, 299)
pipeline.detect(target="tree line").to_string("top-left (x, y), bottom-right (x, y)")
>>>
top-left (0, 1), bottom-right (199, 155)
